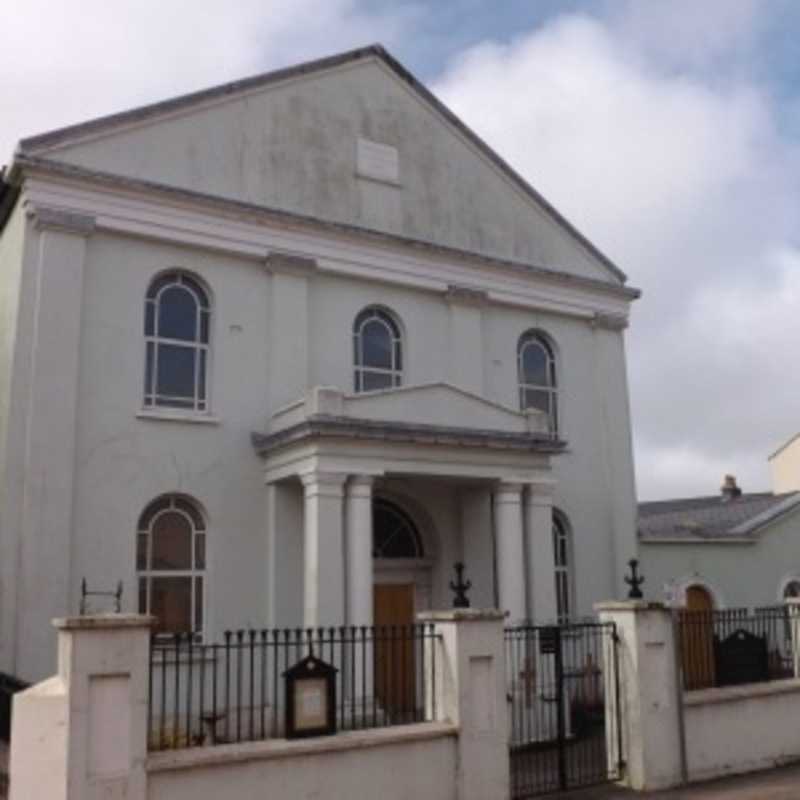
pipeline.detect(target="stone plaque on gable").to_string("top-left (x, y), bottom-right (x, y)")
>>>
top-left (356, 138), bottom-right (400, 184)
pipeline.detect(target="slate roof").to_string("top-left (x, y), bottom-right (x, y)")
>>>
top-left (638, 491), bottom-right (800, 541)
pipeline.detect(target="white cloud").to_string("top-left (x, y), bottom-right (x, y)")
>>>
top-left (433, 9), bottom-right (800, 499)
top-left (0, 0), bottom-right (417, 164)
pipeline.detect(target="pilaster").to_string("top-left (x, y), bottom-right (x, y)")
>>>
top-left (16, 205), bottom-right (94, 679)
top-left (345, 475), bottom-right (374, 627)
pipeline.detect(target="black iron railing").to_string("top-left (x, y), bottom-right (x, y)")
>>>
top-left (505, 621), bottom-right (621, 797)
top-left (678, 605), bottom-right (794, 691)
top-left (148, 624), bottom-right (440, 750)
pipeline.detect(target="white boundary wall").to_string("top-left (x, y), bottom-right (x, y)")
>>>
top-left (8, 609), bottom-right (507, 800)
top-left (598, 600), bottom-right (800, 791)
top-left (684, 680), bottom-right (800, 782)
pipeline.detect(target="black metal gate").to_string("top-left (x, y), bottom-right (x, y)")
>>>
top-left (506, 621), bottom-right (623, 798)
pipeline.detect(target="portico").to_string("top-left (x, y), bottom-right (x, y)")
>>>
top-left (254, 383), bottom-right (563, 629)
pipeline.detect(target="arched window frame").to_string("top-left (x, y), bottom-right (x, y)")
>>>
top-left (372, 498), bottom-right (425, 560)
top-left (553, 510), bottom-right (573, 625)
top-left (353, 307), bottom-right (403, 393)
top-left (144, 271), bottom-right (211, 413)
top-left (136, 495), bottom-right (206, 640)
top-left (518, 331), bottom-right (558, 435)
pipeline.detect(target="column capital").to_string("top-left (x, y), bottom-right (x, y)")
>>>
top-left (524, 481), bottom-right (556, 506)
top-left (347, 475), bottom-right (375, 497)
top-left (29, 205), bottom-right (96, 236)
top-left (300, 471), bottom-right (347, 497)
top-left (493, 482), bottom-right (523, 502)
top-left (264, 250), bottom-right (317, 277)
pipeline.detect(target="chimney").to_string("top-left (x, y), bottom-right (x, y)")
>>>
top-left (721, 474), bottom-right (742, 502)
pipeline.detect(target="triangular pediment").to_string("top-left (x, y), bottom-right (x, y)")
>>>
top-left (18, 47), bottom-right (625, 285)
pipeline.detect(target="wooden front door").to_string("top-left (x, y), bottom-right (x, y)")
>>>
top-left (681, 585), bottom-right (716, 690)
top-left (373, 583), bottom-right (416, 720)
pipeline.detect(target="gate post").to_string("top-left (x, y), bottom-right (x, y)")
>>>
top-left (786, 599), bottom-right (800, 677)
top-left (419, 609), bottom-right (509, 800)
top-left (595, 601), bottom-right (684, 792)
top-left (9, 614), bottom-right (153, 800)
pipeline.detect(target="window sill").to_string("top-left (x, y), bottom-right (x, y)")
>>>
top-left (137, 410), bottom-right (220, 426)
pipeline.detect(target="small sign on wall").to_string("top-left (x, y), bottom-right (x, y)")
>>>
top-left (283, 653), bottom-right (338, 738)
top-left (356, 138), bottom-right (400, 185)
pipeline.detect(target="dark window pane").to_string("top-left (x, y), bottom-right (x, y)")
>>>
top-left (362, 371), bottom-right (393, 392)
top-left (362, 319), bottom-right (393, 369)
top-left (144, 342), bottom-right (154, 395)
top-left (138, 578), bottom-right (147, 615)
top-left (199, 310), bottom-right (210, 344)
top-left (145, 301), bottom-right (155, 336)
top-left (137, 533), bottom-right (148, 570)
top-left (194, 577), bottom-right (203, 631)
top-left (354, 371), bottom-right (362, 392)
top-left (373, 501), bottom-right (423, 558)
top-left (521, 341), bottom-right (549, 386)
top-left (156, 344), bottom-right (196, 400)
top-left (195, 533), bottom-right (206, 569)
top-left (522, 388), bottom-right (550, 415)
top-left (138, 497), bottom-right (171, 530)
top-left (147, 274), bottom-right (175, 300)
top-left (157, 286), bottom-right (198, 341)
top-left (181, 276), bottom-right (209, 309)
top-left (394, 341), bottom-right (402, 371)
top-left (174, 498), bottom-right (204, 530)
top-left (150, 577), bottom-right (192, 634)
top-left (151, 511), bottom-right (192, 569)
top-left (198, 350), bottom-right (207, 401)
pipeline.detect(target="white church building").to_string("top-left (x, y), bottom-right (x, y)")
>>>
top-left (0, 46), bottom-right (640, 683)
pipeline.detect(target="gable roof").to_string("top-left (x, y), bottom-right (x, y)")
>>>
top-left (638, 491), bottom-right (800, 541)
top-left (13, 45), bottom-right (629, 286)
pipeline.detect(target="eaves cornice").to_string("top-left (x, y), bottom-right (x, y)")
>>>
top-left (13, 155), bottom-right (641, 309)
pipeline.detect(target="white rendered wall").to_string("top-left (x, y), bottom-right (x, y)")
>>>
top-left (684, 680), bottom-right (800, 782)
top-left (42, 58), bottom-right (614, 285)
top-left (4, 211), bottom-right (635, 678)
top-left (147, 729), bottom-right (457, 800)
top-left (0, 206), bottom-right (29, 675)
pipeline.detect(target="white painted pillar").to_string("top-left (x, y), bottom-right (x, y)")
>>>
top-left (523, 483), bottom-right (557, 624)
top-left (420, 609), bottom-right (509, 800)
top-left (265, 252), bottom-right (315, 409)
top-left (15, 207), bottom-right (93, 681)
top-left (595, 601), bottom-right (683, 791)
top-left (9, 614), bottom-right (153, 800)
top-left (345, 476), bottom-right (374, 627)
top-left (493, 482), bottom-right (526, 625)
top-left (301, 472), bottom-right (347, 628)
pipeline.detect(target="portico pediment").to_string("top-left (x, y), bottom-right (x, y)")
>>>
top-left (253, 383), bottom-right (562, 458)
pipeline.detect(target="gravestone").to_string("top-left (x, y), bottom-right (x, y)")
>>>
top-left (714, 628), bottom-right (768, 687)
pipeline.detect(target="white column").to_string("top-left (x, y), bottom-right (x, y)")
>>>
top-left (524, 483), bottom-right (557, 624)
top-left (493, 482), bottom-right (526, 624)
top-left (301, 472), bottom-right (347, 628)
top-left (345, 476), bottom-right (374, 627)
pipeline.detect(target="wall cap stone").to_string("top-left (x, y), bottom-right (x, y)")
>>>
top-left (594, 600), bottom-right (669, 613)
top-left (53, 613), bottom-right (156, 630)
top-left (146, 721), bottom-right (458, 773)
top-left (684, 677), bottom-right (800, 707)
top-left (417, 608), bottom-right (506, 622)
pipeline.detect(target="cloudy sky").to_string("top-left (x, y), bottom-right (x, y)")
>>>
top-left (3, 0), bottom-right (800, 500)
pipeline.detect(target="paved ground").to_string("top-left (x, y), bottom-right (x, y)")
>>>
top-left (559, 763), bottom-right (800, 799)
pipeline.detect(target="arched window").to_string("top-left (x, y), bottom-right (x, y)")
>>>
top-left (518, 331), bottom-right (557, 434)
top-left (144, 271), bottom-right (210, 412)
top-left (373, 499), bottom-right (424, 559)
top-left (137, 495), bottom-right (206, 637)
top-left (553, 512), bottom-right (573, 624)
top-left (784, 580), bottom-right (800, 600)
top-left (353, 307), bottom-right (403, 392)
